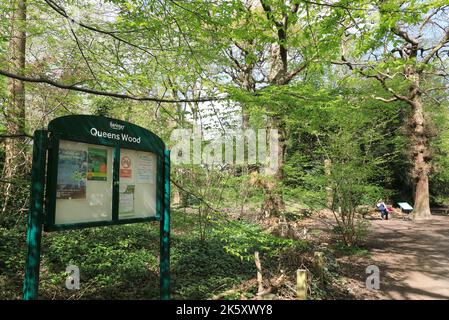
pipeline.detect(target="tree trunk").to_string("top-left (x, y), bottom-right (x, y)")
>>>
top-left (268, 43), bottom-right (287, 84)
top-left (410, 94), bottom-right (431, 219)
top-left (414, 172), bottom-right (431, 219)
top-left (266, 115), bottom-right (286, 181)
top-left (241, 76), bottom-right (252, 130)
top-left (324, 159), bottom-right (332, 208)
top-left (262, 26), bottom-right (289, 215)
top-left (1, 0), bottom-right (27, 221)
top-left (267, 40), bottom-right (288, 180)
top-left (241, 54), bottom-right (255, 129)
top-left (261, 115), bottom-right (286, 215)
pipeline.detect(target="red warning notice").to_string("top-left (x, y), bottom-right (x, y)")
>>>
top-left (120, 155), bottom-right (132, 178)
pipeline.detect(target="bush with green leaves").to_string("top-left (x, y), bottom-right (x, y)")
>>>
top-left (324, 105), bottom-right (389, 246)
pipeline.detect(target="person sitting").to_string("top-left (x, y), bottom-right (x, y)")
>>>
top-left (376, 200), bottom-right (389, 220)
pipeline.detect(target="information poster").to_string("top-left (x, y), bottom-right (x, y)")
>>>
top-left (119, 184), bottom-right (135, 216)
top-left (120, 154), bottom-right (133, 179)
top-left (118, 149), bottom-right (157, 219)
top-left (136, 153), bottom-right (153, 183)
top-left (55, 140), bottom-right (113, 225)
top-left (87, 148), bottom-right (108, 181)
top-left (56, 148), bottom-right (87, 199)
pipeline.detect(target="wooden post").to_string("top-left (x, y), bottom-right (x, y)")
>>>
top-left (296, 269), bottom-right (307, 300)
top-left (254, 251), bottom-right (264, 294)
top-left (173, 187), bottom-right (181, 207)
top-left (314, 251), bottom-right (325, 284)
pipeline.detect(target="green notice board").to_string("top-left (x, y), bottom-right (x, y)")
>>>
top-left (44, 115), bottom-right (166, 231)
top-left (23, 115), bottom-right (171, 300)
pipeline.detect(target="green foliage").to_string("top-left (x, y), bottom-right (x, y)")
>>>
top-left (332, 241), bottom-right (370, 257)
top-left (0, 210), bottom-right (311, 300)
top-left (236, 77), bottom-right (404, 245)
top-left (0, 226), bottom-right (27, 299)
top-left (1, 0), bottom-right (449, 300)
top-left (211, 219), bottom-right (300, 261)
top-left (428, 96), bottom-right (449, 205)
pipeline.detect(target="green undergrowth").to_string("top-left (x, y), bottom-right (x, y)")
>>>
top-left (1, 210), bottom-right (321, 300)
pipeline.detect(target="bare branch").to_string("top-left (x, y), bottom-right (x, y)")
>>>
top-left (283, 57), bottom-right (318, 84)
top-left (69, 27), bottom-right (102, 88)
top-left (0, 69), bottom-right (222, 103)
top-left (423, 85), bottom-right (449, 93)
top-left (335, 56), bottom-right (412, 104)
top-left (422, 28), bottom-right (449, 64)
top-left (43, 0), bottom-right (157, 58)
top-left (372, 96), bottom-right (398, 103)
top-left (300, 0), bottom-right (365, 11)
top-left (331, 59), bottom-right (366, 68)
top-left (392, 27), bottom-right (418, 46)
top-left (225, 49), bottom-right (243, 71)
top-left (419, 6), bottom-right (447, 34)
top-left (170, 178), bottom-right (221, 213)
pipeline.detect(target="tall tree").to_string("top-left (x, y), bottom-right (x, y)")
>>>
top-left (258, 0), bottom-right (316, 179)
top-left (334, 0), bottom-right (449, 219)
top-left (1, 0), bottom-right (27, 220)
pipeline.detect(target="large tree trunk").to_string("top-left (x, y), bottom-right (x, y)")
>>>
top-left (1, 0), bottom-right (27, 221)
top-left (265, 114), bottom-right (286, 180)
top-left (241, 67), bottom-right (254, 130)
top-left (261, 20), bottom-right (290, 215)
top-left (266, 41), bottom-right (288, 180)
top-left (410, 94), bottom-right (431, 219)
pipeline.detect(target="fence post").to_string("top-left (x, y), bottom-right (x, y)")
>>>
top-left (296, 269), bottom-right (308, 300)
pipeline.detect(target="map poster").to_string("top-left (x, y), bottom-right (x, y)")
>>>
top-left (87, 147), bottom-right (108, 181)
top-left (56, 148), bottom-right (87, 199)
top-left (119, 184), bottom-right (135, 216)
top-left (136, 153), bottom-right (153, 183)
top-left (120, 154), bottom-right (132, 179)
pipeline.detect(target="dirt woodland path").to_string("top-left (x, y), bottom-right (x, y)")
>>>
top-left (341, 213), bottom-right (449, 300)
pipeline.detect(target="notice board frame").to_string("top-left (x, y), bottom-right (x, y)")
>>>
top-left (22, 115), bottom-right (171, 300)
top-left (44, 115), bottom-right (165, 231)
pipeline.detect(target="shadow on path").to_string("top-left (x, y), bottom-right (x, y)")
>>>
top-left (366, 214), bottom-right (449, 300)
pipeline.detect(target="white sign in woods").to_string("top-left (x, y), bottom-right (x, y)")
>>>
top-left (54, 140), bottom-right (157, 225)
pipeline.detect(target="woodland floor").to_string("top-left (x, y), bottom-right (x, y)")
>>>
top-left (2, 205), bottom-right (449, 300)
top-left (334, 211), bottom-right (449, 300)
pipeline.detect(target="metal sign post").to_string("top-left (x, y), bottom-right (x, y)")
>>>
top-left (160, 149), bottom-right (171, 300)
top-left (22, 116), bottom-right (170, 300)
top-left (23, 130), bottom-right (47, 300)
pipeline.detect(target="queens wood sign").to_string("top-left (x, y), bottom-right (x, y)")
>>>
top-left (90, 127), bottom-right (141, 144)
top-left (48, 115), bottom-right (165, 154)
